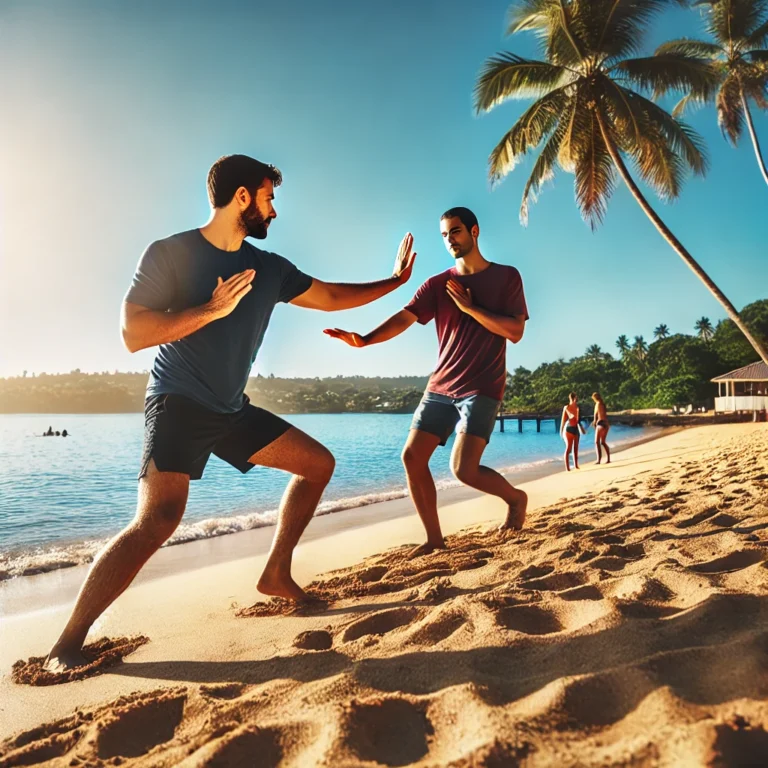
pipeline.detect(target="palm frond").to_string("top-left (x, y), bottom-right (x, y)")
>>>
top-left (717, 74), bottom-right (746, 142)
top-left (520, 97), bottom-right (576, 224)
top-left (655, 38), bottom-right (724, 59)
top-left (742, 18), bottom-right (768, 49)
top-left (605, 85), bottom-right (709, 175)
top-left (634, 125), bottom-right (686, 199)
top-left (508, 0), bottom-right (586, 66)
top-left (739, 61), bottom-right (768, 107)
top-left (574, 107), bottom-right (616, 227)
top-left (613, 54), bottom-right (720, 100)
top-left (507, 0), bottom-right (557, 34)
top-left (487, 87), bottom-right (570, 179)
top-left (474, 53), bottom-right (568, 113)
top-left (672, 92), bottom-right (700, 116)
top-left (694, 0), bottom-right (768, 45)
top-left (592, 0), bottom-right (689, 61)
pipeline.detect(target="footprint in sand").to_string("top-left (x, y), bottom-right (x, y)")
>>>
top-left (589, 556), bottom-right (628, 572)
top-left (11, 635), bottom-right (150, 686)
top-left (342, 607), bottom-right (421, 643)
top-left (340, 697), bottom-right (434, 766)
top-left (293, 630), bottom-right (333, 651)
top-left (200, 682), bottom-right (248, 700)
top-left (518, 563), bottom-right (555, 580)
top-left (186, 724), bottom-right (286, 767)
top-left (689, 550), bottom-right (765, 575)
top-left (94, 691), bottom-right (187, 759)
top-left (495, 604), bottom-right (564, 635)
top-left (559, 584), bottom-right (604, 601)
top-left (407, 608), bottom-right (469, 645)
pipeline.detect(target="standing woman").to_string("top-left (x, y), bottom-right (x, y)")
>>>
top-left (560, 392), bottom-right (581, 471)
top-left (592, 392), bottom-right (611, 464)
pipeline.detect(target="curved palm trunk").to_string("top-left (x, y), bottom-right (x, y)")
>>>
top-left (594, 107), bottom-right (768, 366)
top-left (741, 92), bottom-right (768, 187)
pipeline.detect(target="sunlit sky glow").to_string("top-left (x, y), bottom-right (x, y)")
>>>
top-left (1, 0), bottom-right (767, 380)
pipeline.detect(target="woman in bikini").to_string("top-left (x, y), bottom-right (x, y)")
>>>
top-left (560, 392), bottom-right (581, 471)
top-left (592, 391), bottom-right (611, 464)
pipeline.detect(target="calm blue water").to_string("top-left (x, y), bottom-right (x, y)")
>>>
top-left (0, 413), bottom-right (652, 576)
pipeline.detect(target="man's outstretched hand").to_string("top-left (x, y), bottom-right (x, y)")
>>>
top-left (393, 233), bottom-right (416, 284)
top-left (323, 328), bottom-right (366, 347)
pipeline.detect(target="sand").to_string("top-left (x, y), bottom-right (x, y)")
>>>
top-left (1, 423), bottom-right (767, 766)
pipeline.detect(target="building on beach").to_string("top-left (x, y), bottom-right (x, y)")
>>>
top-left (712, 361), bottom-right (768, 413)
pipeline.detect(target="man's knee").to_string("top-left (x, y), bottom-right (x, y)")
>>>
top-left (402, 445), bottom-right (427, 473)
top-left (136, 498), bottom-right (186, 544)
top-left (308, 445), bottom-right (335, 485)
top-left (451, 458), bottom-right (478, 486)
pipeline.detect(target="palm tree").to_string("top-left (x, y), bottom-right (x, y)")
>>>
top-left (660, 0), bottom-right (768, 186)
top-left (633, 335), bottom-right (650, 361)
top-left (586, 343), bottom-right (604, 360)
top-left (616, 334), bottom-right (631, 356)
top-left (654, 323), bottom-right (671, 339)
top-left (695, 315), bottom-right (715, 340)
top-left (474, 0), bottom-right (768, 365)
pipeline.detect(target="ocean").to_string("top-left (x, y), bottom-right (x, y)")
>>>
top-left (0, 413), bottom-right (655, 579)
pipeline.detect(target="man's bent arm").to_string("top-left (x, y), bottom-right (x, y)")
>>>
top-left (121, 301), bottom-right (220, 353)
top-left (466, 307), bottom-right (526, 343)
top-left (324, 309), bottom-right (418, 348)
top-left (290, 276), bottom-right (404, 312)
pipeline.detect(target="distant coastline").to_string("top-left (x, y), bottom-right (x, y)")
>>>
top-left (0, 372), bottom-right (430, 415)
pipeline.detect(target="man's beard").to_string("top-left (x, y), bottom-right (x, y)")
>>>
top-left (240, 201), bottom-right (269, 239)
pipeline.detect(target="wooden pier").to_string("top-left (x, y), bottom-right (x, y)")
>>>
top-left (496, 412), bottom-right (591, 433)
top-left (495, 410), bottom-right (755, 433)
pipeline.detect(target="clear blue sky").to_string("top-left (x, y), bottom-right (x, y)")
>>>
top-left (1, 0), bottom-right (766, 379)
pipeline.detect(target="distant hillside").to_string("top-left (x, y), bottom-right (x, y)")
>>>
top-left (0, 372), bottom-right (430, 414)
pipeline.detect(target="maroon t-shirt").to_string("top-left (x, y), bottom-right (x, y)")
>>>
top-left (404, 263), bottom-right (528, 400)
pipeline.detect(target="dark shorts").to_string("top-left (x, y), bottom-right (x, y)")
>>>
top-left (597, 420), bottom-right (609, 429)
top-left (565, 425), bottom-right (580, 436)
top-left (139, 394), bottom-right (292, 481)
top-left (411, 391), bottom-right (501, 446)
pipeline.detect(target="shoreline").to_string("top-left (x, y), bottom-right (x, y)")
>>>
top-left (0, 426), bottom-right (676, 618)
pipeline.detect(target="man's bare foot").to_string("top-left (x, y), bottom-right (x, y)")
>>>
top-left (44, 648), bottom-right (87, 673)
top-left (499, 489), bottom-right (528, 531)
top-left (409, 540), bottom-right (447, 558)
top-left (257, 571), bottom-right (310, 602)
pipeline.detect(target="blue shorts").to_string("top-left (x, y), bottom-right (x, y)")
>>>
top-left (411, 391), bottom-right (501, 446)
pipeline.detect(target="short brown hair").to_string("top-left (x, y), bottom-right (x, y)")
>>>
top-left (207, 155), bottom-right (282, 208)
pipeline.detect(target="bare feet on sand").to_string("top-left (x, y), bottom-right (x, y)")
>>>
top-left (409, 540), bottom-right (448, 558)
top-left (257, 570), bottom-right (310, 602)
top-left (498, 489), bottom-right (528, 532)
top-left (44, 648), bottom-right (87, 673)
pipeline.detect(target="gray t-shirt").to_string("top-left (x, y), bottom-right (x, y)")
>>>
top-left (126, 229), bottom-right (313, 413)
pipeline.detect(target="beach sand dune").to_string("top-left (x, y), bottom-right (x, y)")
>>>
top-left (2, 425), bottom-right (768, 766)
